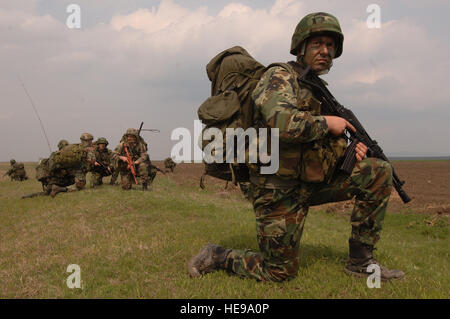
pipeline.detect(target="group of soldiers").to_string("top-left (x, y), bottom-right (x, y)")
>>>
top-left (9, 128), bottom-right (177, 198)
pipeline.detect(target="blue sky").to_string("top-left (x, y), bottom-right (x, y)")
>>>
top-left (1, 0), bottom-right (449, 161)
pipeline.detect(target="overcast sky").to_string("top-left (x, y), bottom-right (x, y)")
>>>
top-left (1, 0), bottom-right (449, 162)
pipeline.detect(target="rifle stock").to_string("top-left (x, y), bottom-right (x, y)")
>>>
top-left (150, 163), bottom-right (166, 175)
top-left (124, 145), bottom-right (138, 184)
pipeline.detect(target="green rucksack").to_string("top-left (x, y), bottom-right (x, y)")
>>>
top-left (36, 158), bottom-right (50, 182)
top-left (197, 46), bottom-right (291, 187)
top-left (48, 143), bottom-right (87, 171)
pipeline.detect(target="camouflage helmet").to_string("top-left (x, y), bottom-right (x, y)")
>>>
top-left (290, 12), bottom-right (344, 58)
top-left (80, 133), bottom-right (94, 141)
top-left (57, 139), bottom-right (69, 150)
top-left (10, 159), bottom-right (16, 165)
top-left (125, 128), bottom-right (139, 137)
top-left (96, 137), bottom-right (109, 146)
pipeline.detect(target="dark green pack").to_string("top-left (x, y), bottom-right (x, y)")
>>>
top-left (36, 158), bottom-right (50, 182)
top-left (48, 143), bottom-right (86, 170)
top-left (198, 46), bottom-right (291, 186)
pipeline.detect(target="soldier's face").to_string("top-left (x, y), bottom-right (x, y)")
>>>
top-left (127, 135), bottom-right (137, 145)
top-left (99, 144), bottom-right (106, 150)
top-left (303, 35), bottom-right (336, 72)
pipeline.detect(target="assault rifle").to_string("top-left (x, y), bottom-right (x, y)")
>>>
top-left (94, 160), bottom-right (111, 174)
top-left (150, 163), bottom-right (166, 175)
top-left (22, 191), bottom-right (46, 199)
top-left (124, 145), bottom-right (138, 184)
top-left (296, 64), bottom-right (411, 204)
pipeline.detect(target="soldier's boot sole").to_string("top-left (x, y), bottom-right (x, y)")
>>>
top-left (188, 244), bottom-right (230, 278)
top-left (344, 263), bottom-right (405, 281)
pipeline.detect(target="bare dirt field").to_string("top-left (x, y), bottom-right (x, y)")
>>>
top-left (159, 160), bottom-right (450, 216)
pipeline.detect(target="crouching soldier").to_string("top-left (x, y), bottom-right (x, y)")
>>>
top-left (112, 128), bottom-right (152, 191)
top-left (46, 133), bottom-right (96, 196)
top-left (164, 157), bottom-right (176, 173)
top-left (5, 159), bottom-right (28, 181)
top-left (91, 137), bottom-right (114, 187)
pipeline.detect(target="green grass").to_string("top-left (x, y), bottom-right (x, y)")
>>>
top-left (0, 164), bottom-right (448, 298)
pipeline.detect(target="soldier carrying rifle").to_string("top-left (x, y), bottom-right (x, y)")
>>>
top-left (4, 159), bottom-right (28, 181)
top-left (112, 128), bottom-right (155, 191)
top-left (91, 137), bottom-right (116, 187)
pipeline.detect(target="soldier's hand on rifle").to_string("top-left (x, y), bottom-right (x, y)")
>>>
top-left (355, 142), bottom-right (368, 162)
top-left (119, 156), bottom-right (128, 162)
top-left (94, 161), bottom-right (101, 166)
top-left (324, 116), bottom-right (356, 136)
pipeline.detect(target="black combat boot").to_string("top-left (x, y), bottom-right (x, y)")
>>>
top-left (344, 238), bottom-right (405, 280)
top-left (50, 185), bottom-right (68, 198)
top-left (142, 183), bottom-right (148, 191)
top-left (188, 244), bottom-right (231, 277)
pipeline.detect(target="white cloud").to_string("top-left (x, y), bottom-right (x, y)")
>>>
top-left (332, 18), bottom-right (450, 111)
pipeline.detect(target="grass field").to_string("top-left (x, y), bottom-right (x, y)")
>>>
top-left (0, 163), bottom-right (448, 299)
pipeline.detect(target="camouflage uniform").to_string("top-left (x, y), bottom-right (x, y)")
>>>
top-left (91, 137), bottom-right (114, 187)
top-left (41, 166), bottom-right (76, 195)
top-left (109, 157), bottom-right (120, 185)
top-left (239, 182), bottom-right (250, 199)
top-left (6, 159), bottom-right (28, 181)
top-left (164, 157), bottom-right (176, 173)
top-left (48, 133), bottom-right (95, 192)
top-left (21, 140), bottom-right (77, 199)
top-left (189, 12), bottom-right (403, 282)
top-left (112, 129), bottom-right (155, 190)
top-left (57, 139), bottom-right (69, 151)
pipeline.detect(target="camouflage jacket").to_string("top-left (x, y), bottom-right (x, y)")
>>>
top-left (251, 61), bottom-right (347, 183)
top-left (7, 162), bottom-right (26, 177)
top-left (112, 142), bottom-right (149, 164)
top-left (164, 158), bottom-right (176, 168)
top-left (94, 147), bottom-right (113, 166)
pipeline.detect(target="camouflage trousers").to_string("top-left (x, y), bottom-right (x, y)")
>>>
top-left (110, 167), bottom-right (119, 184)
top-left (118, 161), bottom-right (154, 190)
top-left (224, 157), bottom-right (393, 282)
top-left (239, 182), bottom-right (251, 199)
top-left (90, 167), bottom-right (112, 187)
top-left (48, 168), bottom-right (85, 190)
